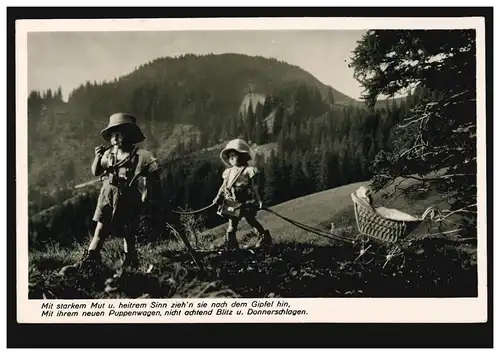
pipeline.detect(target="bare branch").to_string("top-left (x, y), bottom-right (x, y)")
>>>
top-left (398, 115), bottom-right (427, 129)
top-left (399, 144), bottom-right (425, 158)
top-left (400, 173), bottom-right (475, 183)
top-left (444, 90), bottom-right (469, 102)
top-left (453, 124), bottom-right (475, 133)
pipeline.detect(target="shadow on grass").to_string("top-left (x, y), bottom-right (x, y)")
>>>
top-left (29, 237), bottom-right (477, 300)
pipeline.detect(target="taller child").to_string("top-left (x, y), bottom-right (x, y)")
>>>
top-left (75, 113), bottom-right (161, 269)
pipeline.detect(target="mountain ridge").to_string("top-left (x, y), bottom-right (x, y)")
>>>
top-left (28, 52), bottom-right (405, 200)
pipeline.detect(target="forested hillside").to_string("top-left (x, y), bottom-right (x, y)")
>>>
top-left (28, 54), bottom-right (357, 208)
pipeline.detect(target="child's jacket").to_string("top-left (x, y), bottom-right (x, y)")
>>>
top-left (93, 147), bottom-right (159, 228)
top-left (221, 165), bottom-right (259, 203)
top-left (101, 147), bottom-right (158, 188)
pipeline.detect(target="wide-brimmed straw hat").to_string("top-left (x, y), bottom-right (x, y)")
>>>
top-left (100, 113), bottom-right (145, 144)
top-left (220, 138), bottom-right (253, 166)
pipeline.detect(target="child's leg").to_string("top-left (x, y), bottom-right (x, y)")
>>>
top-left (227, 217), bottom-right (239, 233)
top-left (88, 186), bottom-right (113, 253)
top-left (121, 215), bottom-right (140, 268)
top-left (123, 235), bottom-right (136, 254)
top-left (69, 188), bottom-right (112, 268)
top-left (71, 222), bottom-right (107, 267)
top-left (122, 218), bottom-right (137, 254)
top-left (226, 217), bottom-right (240, 249)
top-left (245, 214), bottom-right (272, 247)
top-left (122, 234), bottom-right (139, 269)
top-left (88, 221), bottom-right (109, 251)
top-left (244, 214), bottom-right (266, 235)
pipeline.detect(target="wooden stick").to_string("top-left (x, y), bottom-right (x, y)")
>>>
top-left (74, 178), bottom-right (101, 189)
top-left (165, 222), bottom-right (205, 273)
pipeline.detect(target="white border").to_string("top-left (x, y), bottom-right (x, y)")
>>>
top-left (16, 17), bottom-right (488, 324)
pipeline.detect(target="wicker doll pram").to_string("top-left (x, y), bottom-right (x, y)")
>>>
top-left (351, 189), bottom-right (436, 244)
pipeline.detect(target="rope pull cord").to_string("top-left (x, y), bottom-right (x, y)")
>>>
top-left (168, 199), bottom-right (351, 243)
top-left (172, 203), bottom-right (217, 216)
top-left (160, 201), bottom-right (463, 246)
top-left (168, 198), bottom-right (353, 244)
top-left (262, 208), bottom-right (354, 244)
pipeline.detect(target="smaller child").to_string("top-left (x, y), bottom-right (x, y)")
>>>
top-left (213, 138), bottom-right (272, 250)
top-left (72, 113), bottom-right (161, 270)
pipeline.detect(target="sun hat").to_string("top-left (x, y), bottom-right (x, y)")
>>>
top-left (100, 113), bottom-right (145, 144)
top-left (220, 138), bottom-right (253, 166)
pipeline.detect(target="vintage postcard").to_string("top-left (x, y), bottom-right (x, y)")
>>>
top-left (16, 16), bottom-right (488, 324)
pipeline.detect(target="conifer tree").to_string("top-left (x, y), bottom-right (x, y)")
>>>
top-left (315, 151), bottom-right (329, 192)
top-left (254, 102), bottom-right (266, 145)
top-left (245, 100), bottom-right (256, 143)
top-left (327, 87), bottom-right (335, 106)
top-left (351, 29), bottom-right (477, 235)
top-left (272, 102), bottom-right (285, 139)
top-left (263, 151), bottom-right (278, 205)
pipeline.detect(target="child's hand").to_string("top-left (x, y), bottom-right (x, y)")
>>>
top-left (258, 200), bottom-right (263, 209)
top-left (95, 145), bottom-right (106, 157)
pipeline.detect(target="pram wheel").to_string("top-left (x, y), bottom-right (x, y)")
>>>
top-left (353, 234), bottom-right (376, 265)
top-left (375, 244), bottom-right (406, 270)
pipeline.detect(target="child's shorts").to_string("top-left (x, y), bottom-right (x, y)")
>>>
top-left (93, 182), bottom-right (141, 232)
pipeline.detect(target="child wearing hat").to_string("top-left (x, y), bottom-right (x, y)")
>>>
top-left (73, 113), bottom-right (161, 270)
top-left (213, 138), bottom-right (272, 250)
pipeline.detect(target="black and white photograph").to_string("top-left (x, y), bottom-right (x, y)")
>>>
top-left (18, 16), bottom-right (486, 319)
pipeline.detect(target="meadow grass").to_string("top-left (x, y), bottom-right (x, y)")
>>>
top-left (28, 179), bottom-right (477, 299)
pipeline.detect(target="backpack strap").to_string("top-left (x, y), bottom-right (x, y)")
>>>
top-left (111, 146), bottom-right (139, 170)
top-left (227, 166), bottom-right (246, 190)
top-left (101, 147), bottom-right (140, 184)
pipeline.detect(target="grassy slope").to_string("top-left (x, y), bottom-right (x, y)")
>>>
top-left (29, 178), bottom-right (477, 299)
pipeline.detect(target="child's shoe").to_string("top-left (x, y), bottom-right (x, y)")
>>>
top-left (59, 250), bottom-right (101, 276)
top-left (76, 249), bottom-right (102, 265)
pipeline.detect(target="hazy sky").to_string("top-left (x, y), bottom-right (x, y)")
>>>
top-left (28, 30), bottom-right (367, 101)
